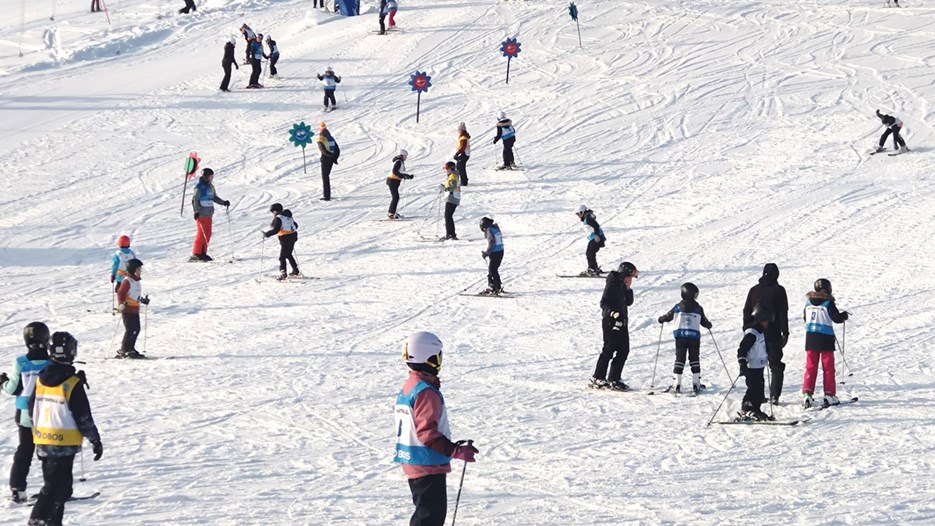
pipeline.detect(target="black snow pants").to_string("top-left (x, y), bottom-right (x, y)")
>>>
top-left (455, 153), bottom-right (469, 186)
top-left (487, 250), bottom-right (503, 291)
top-left (444, 202), bottom-right (458, 239)
top-left (320, 157), bottom-right (335, 200)
top-left (594, 316), bottom-right (630, 382)
top-left (879, 127), bottom-right (906, 149)
top-left (387, 178), bottom-right (401, 215)
top-left (586, 238), bottom-right (603, 271)
top-left (408, 473), bottom-right (447, 526)
top-left (29, 454), bottom-right (75, 526)
top-left (743, 367), bottom-right (766, 413)
top-left (9, 425), bottom-right (35, 491)
top-left (121, 312), bottom-right (141, 354)
top-left (278, 233), bottom-right (298, 273)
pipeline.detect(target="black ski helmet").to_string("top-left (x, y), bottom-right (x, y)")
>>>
top-left (752, 303), bottom-right (773, 324)
top-left (680, 282), bottom-right (699, 301)
top-left (126, 258), bottom-right (143, 276)
top-left (270, 203), bottom-right (284, 214)
top-left (50, 332), bottom-right (78, 364)
top-left (23, 322), bottom-right (50, 351)
top-left (814, 278), bottom-right (832, 294)
top-left (618, 261), bottom-right (638, 278)
top-left (444, 161), bottom-right (456, 171)
top-left (479, 217), bottom-right (494, 232)
top-left (201, 168), bottom-right (214, 178)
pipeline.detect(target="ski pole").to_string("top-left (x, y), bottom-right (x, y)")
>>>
top-left (79, 448), bottom-right (86, 482)
top-left (835, 337), bottom-right (852, 379)
top-left (226, 208), bottom-right (235, 263)
top-left (706, 329), bottom-right (732, 385)
top-left (142, 304), bottom-right (148, 356)
top-left (108, 315), bottom-right (121, 355)
top-left (513, 144), bottom-right (523, 168)
top-left (647, 323), bottom-right (664, 395)
top-left (451, 450), bottom-right (470, 526)
top-left (111, 281), bottom-right (115, 316)
top-left (766, 365), bottom-right (774, 419)
top-left (706, 373), bottom-right (741, 427)
top-left (260, 236), bottom-right (266, 273)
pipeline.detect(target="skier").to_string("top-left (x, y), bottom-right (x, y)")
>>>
top-left (479, 217), bottom-right (504, 295)
top-left (440, 161), bottom-right (461, 240)
top-left (28, 332), bottom-right (103, 526)
top-left (90, 0), bottom-right (101, 12)
top-left (493, 111), bottom-right (516, 170)
top-left (179, 0), bottom-right (196, 14)
top-left (190, 168), bottom-right (230, 262)
top-left (394, 331), bottom-right (478, 526)
top-left (742, 263), bottom-right (789, 404)
top-left (109, 235), bottom-right (137, 292)
top-left (387, 149), bottom-right (414, 219)
top-left (378, 0), bottom-right (389, 35)
top-left (220, 36), bottom-right (239, 92)
top-left (574, 204), bottom-right (605, 276)
top-left (589, 261), bottom-right (638, 391)
top-left (317, 67), bottom-right (342, 111)
top-left (737, 304), bottom-right (773, 421)
top-left (454, 122), bottom-right (471, 186)
top-left (657, 283), bottom-right (713, 394)
top-left (247, 34), bottom-right (265, 89)
top-left (264, 35), bottom-right (280, 79)
top-left (874, 109), bottom-right (909, 154)
top-left (262, 203), bottom-right (300, 280)
top-left (239, 24), bottom-right (256, 64)
top-left (388, 0), bottom-right (399, 29)
top-left (115, 259), bottom-right (149, 359)
top-left (1, 322), bottom-right (51, 503)
top-left (317, 122), bottom-right (340, 201)
top-left (801, 279), bottom-right (849, 408)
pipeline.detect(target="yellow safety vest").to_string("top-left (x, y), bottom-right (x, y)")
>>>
top-left (32, 376), bottom-right (83, 446)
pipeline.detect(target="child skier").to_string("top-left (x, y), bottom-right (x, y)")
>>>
top-left (110, 235), bottom-right (137, 292)
top-left (441, 162), bottom-right (461, 240)
top-left (874, 109), bottom-right (909, 154)
top-left (264, 35), bottom-right (280, 79)
top-left (317, 67), bottom-right (342, 111)
top-left (263, 203), bottom-right (300, 280)
top-left (387, 0), bottom-right (398, 28)
top-left (802, 278), bottom-right (849, 408)
top-left (28, 332), bottom-right (103, 526)
top-left (493, 112), bottom-right (516, 170)
top-left (455, 122), bottom-right (470, 186)
top-left (479, 217), bottom-right (504, 295)
top-left (590, 262), bottom-right (638, 391)
top-left (240, 24), bottom-right (256, 64)
top-left (1, 322), bottom-right (51, 503)
top-left (574, 205), bottom-right (605, 276)
top-left (191, 168), bottom-right (230, 262)
top-left (115, 259), bottom-right (149, 359)
top-left (387, 149), bottom-right (414, 219)
top-left (657, 282), bottom-right (713, 394)
top-left (394, 331), bottom-right (478, 526)
top-left (737, 304), bottom-right (773, 421)
top-left (317, 122), bottom-right (340, 201)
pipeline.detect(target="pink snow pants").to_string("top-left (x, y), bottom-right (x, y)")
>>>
top-left (802, 349), bottom-right (836, 396)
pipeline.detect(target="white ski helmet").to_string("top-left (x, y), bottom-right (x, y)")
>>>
top-left (457, 122), bottom-right (466, 132)
top-left (326, 66), bottom-right (334, 73)
top-left (403, 331), bottom-right (443, 370)
top-left (575, 204), bottom-right (588, 214)
top-left (229, 35), bottom-right (237, 45)
top-left (498, 111), bottom-right (507, 120)
top-left (398, 148), bottom-right (408, 157)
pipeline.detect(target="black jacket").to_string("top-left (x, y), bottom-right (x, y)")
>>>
top-left (743, 274), bottom-right (789, 340)
top-left (877, 110), bottom-right (899, 129)
top-left (391, 156), bottom-right (412, 179)
top-left (29, 362), bottom-right (100, 457)
top-left (600, 271), bottom-right (633, 319)
top-left (222, 42), bottom-right (238, 68)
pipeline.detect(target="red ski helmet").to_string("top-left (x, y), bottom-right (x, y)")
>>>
top-left (117, 235), bottom-right (131, 248)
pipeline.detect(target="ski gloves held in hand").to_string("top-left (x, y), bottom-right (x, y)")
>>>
top-left (91, 440), bottom-right (103, 461)
top-left (451, 440), bottom-right (478, 463)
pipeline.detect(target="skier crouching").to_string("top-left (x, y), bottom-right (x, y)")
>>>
top-left (263, 203), bottom-right (300, 280)
top-left (874, 109), bottom-right (909, 154)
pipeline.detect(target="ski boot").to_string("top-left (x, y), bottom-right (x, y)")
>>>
top-left (899, 146), bottom-right (910, 153)
top-left (692, 383), bottom-right (705, 395)
top-left (802, 393), bottom-right (815, 409)
top-left (11, 488), bottom-right (27, 503)
top-left (588, 377), bottom-right (610, 390)
top-left (823, 394), bottom-right (840, 407)
top-left (874, 145), bottom-right (886, 153)
top-left (387, 213), bottom-right (401, 220)
top-left (289, 269), bottom-right (301, 276)
top-left (608, 380), bottom-right (631, 391)
top-left (277, 272), bottom-right (288, 281)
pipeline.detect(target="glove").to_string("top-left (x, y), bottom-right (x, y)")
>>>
top-left (702, 320), bottom-right (713, 330)
top-left (876, 109), bottom-right (881, 116)
top-left (781, 332), bottom-right (789, 349)
top-left (91, 440), bottom-right (103, 461)
top-left (609, 311), bottom-right (620, 319)
top-left (451, 440), bottom-right (477, 462)
top-left (840, 311), bottom-right (850, 321)
top-left (0, 372), bottom-right (8, 386)
top-left (110, 275), bottom-right (115, 283)
top-left (657, 316), bottom-right (665, 324)
top-left (738, 359), bottom-right (749, 377)
top-left (493, 138), bottom-right (498, 144)
top-left (76, 370), bottom-right (88, 389)
top-left (194, 213), bottom-right (200, 220)
top-left (438, 184), bottom-right (445, 193)
top-left (223, 200), bottom-right (231, 207)
top-left (235, 64), bottom-right (239, 70)
top-left (403, 174), bottom-right (414, 180)
top-left (116, 303), bottom-right (126, 312)
top-left (139, 295), bottom-right (150, 305)
top-left (482, 251), bottom-right (488, 259)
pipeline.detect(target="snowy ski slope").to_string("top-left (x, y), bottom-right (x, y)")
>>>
top-left (2, 0), bottom-right (935, 523)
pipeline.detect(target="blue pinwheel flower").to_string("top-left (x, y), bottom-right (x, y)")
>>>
top-left (500, 37), bottom-right (522, 58)
top-left (409, 71), bottom-right (432, 93)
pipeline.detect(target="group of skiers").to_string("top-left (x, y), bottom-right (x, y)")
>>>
top-left (221, 24), bottom-right (280, 91)
top-left (378, 0), bottom-right (399, 35)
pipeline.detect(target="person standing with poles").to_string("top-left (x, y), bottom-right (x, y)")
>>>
top-left (454, 122), bottom-right (470, 186)
top-left (317, 67), bottom-right (342, 111)
top-left (589, 262), bottom-right (638, 391)
top-left (657, 283), bottom-right (712, 394)
top-left (264, 35), bottom-right (280, 79)
top-left (219, 36), bottom-right (239, 92)
top-left (317, 122), bottom-right (340, 201)
top-left (493, 111), bottom-right (516, 170)
top-left (262, 203), bottom-right (300, 280)
top-left (394, 331), bottom-right (478, 526)
top-left (479, 217), bottom-right (503, 295)
top-left (190, 168), bottom-right (230, 262)
top-left (801, 279), bottom-right (849, 408)
top-left (742, 263), bottom-right (789, 404)
top-left (387, 149), bottom-right (414, 219)
top-left (737, 304), bottom-right (773, 421)
top-left (115, 259), bottom-right (149, 359)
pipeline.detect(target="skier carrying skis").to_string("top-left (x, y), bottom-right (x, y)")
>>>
top-left (493, 112), bottom-right (516, 170)
top-left (440, 161), bottom-right (461, 240)
top-left (28, 332), bottom-right (103, 526)
top-left (317, 122), bottom-right (340, 201)
top-left (110, 235), bottom-right (137, 292)
top-left (191, 168), bottom-right (230, 262)
top-left (742, 263), bottom-right (789, 404)
top-left (1, 322), bottom-right (51, 503)
top-left (264, 35), bottom-right (280, 79)
top-left (737, 304), bottom-right (773, 421)
top-left (479, 217), bottom-right (504, 295)
top-left (657, 283), bottom-right (712, 394)
top-left (874, 109), bottom-right (909, 154)
top-left (317, 67), bottom-right (342, 111)
top-left (590, 261), bottom-right (638, 391)
top-left (394, 331), bottom-right (478, 526)
top-left (263, 203), bottom-right (300, 280)
top-left (455, 122), bottom-right (470, 186)
top-left (387, 149), bottom-right (414, 219)
top-left (247, 34), bottom-right (265, 89)
top-left (220, 36), bottom-right (239, 92)
top-left (801, 279), bottom-right (849, 408)
top-left (115, 259), bottom-right (149, 359)
top-left (575, 205), bottom-right (605, 276)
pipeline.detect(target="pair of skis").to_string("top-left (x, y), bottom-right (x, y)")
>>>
top-left (717, 396), bottom-right (858, 426)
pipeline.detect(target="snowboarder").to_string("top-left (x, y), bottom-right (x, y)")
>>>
top-left (589, 261), bottom-right (638, 391)
top-left (317, 67), bottom-right (342, 111)
top-left (110, 235), bottom-right (137, 292)
top-left (742, 263), bottom-right (789, 404)
top-left (441, 162), bottom-right (461, 240)
top-left (28, 332), bottom-right (103, 526)
top-left (802, 279), bottom-right (849, 408)
top-left (239, 24), bottom-right (256, 64)
top-left (657, 283), bottom-right (713, 394)
top-left (455, 122), bottom-right (470, 186)
top-left (394, 331), bottom-right (478, 526)
top-left (479, 217), bottom-right (504, 295)
top-left (874, 109), bottom-right (909, 154)
top-left (247, 34), bottom-right (265, 88)
top-left (179, 0), bottom-right (196, 14)
top-left (493, 111), bottom-right (516, 170)
top-left (387, 149), bottom-right (414, 219)
top-left (574, 204), bottom-right (605, 276)
top-left (115, 259), bottom-right (149, 359)
top-left (220, 36), bottom-right (239, 92)
top-left (190, 168), bottom-right (230, 262)
top-left (737, 304), bottom-right (773, 421)
top-left (264, 35), bottom-right (280, 79)
top-left (317, 122), bottom-right (340, 201)
top-left (1, 322), bottom-right (51, 503)
top-left (262, 203), bottom-right (300, 280)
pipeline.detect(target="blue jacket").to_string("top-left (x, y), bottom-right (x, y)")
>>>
top-left (2, 353), bottom-right (50, 427)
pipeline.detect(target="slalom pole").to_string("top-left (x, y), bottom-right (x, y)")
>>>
top-left (706, 373), bottom-right (741, 427)
top-left (706, 329), bottom-right (732, 385)
top-left (647, 324), bottom-right (664, 395)
top-left (451, 446), bottom-right (471, 526)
